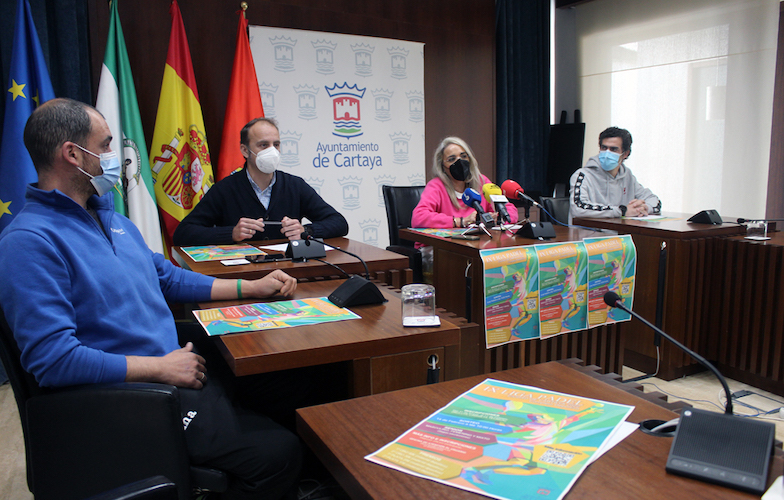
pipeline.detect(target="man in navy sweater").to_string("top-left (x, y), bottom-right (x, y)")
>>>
top-left (173, 117), bottom-right (348, 246)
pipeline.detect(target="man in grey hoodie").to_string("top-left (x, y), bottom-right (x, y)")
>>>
top-left (569, 127), bottom-right (661, 221)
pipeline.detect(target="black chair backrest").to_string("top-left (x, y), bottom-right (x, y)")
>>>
top-left (0, 306), bottom-right (45, 424)
top-left (0, 305), bottom-right (46, 491)
top-left (539, 196), bottom-right (570, 225)
top-left (382, 185), bottom-right (425, 246)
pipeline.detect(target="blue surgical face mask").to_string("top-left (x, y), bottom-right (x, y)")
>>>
top-left (598, 150), bottom-right (621, 172)
top-left (74, 144), bottom-right (121, 197)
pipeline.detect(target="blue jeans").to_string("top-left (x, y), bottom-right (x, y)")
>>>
top-left (0, 359), bottom-right (7, 385)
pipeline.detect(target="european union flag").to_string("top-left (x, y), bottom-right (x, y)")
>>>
top-left (0, 0), bottom-right (55, 233)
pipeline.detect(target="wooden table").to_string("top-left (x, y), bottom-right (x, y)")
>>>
top-left (174, 237), bottom-right (412, 289)
top-left (296, 360), bottom-right (783, 499)
top-left (574, 213), bottom-right (746, 379)
top-left (399, 226), bottom-right (626, 377)
top-left (199, 279), bottom-right (479, 396)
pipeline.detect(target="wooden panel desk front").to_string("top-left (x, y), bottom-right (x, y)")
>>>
top-left (707, 231), bottom-right (784, 396)
top-left (174, 237), bottom-right (412, 288)
top-left (574, 214), bottom-right (746, 379)
top-left (297, 360), bottom-right (783, 500)
top-left (199, 279), bottom-right (474, 396)
top-left (399, 226), bottom-right (625, 377)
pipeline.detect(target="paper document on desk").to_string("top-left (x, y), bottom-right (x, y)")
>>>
top-left (366, 378), bottom-right (634, 500)
top-left (193, 297), bottom-right (360, 336)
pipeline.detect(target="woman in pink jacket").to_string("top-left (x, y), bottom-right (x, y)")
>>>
top-left (412, 136), bottom-right (517, 228)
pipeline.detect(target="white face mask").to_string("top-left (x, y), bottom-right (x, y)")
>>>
top-left (250, 146), bottom-right (280, 174)
top-left (73, 144), bottom-right (121, 197)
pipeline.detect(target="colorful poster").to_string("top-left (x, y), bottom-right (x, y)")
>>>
top-left (536, 242), bottom-right (588, 337)
top-left (193, 297), bottom-right (359, 336)
top-left (366, 379), bottom-right (634, 500)
top-left (585, 235), bottom-right (637, 327)
top-left (480, 247), bottom-right (540, 348)
top-left (181, 244), bottom-right (266, 262)
top-left (409, 228), bottom-right (471, 239)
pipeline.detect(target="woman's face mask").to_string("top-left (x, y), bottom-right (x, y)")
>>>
top-left (447, 158), bottom-right (471, 181)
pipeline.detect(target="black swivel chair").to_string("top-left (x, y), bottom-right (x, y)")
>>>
top-left (539, 196), bottom-right (570, 225)
top-left (0, 306), bottom-right (227, 500)
top-left (382, 185), bottom-right (425, 283)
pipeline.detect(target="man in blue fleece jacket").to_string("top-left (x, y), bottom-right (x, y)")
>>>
top-left (0, 98), bottom-right (301, 499)
top-left (173, 117), bottom-right (348, 246)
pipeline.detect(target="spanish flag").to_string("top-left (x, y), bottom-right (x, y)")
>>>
top-left (149, 0), bottom-right (214, 253)
top-left (216, 5), bottom-right (264, 181)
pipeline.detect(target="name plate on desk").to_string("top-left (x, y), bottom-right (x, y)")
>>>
top-left (402, 316), bottom-right (441, 327)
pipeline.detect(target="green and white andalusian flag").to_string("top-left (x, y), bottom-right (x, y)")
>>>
top-left (96, 0), bottom-right (163, 253)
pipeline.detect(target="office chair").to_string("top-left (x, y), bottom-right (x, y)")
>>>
top-left (539, 196), bottom-right (570, 225)
top-left (0, 306), bottom-right (227, 500)
top-left (382, 185), bottom-right (425, 283)
top-left (86, 476), bottom-right (177, 500)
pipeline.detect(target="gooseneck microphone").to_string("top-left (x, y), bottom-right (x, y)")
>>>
top-left (481, 183), bottom-right (511, 224)
top-left (603, 291), bottom-right (775, 495)
top-left (301, 232), bottom-right (370, 280)
top-left (603, 291), bottom-right (732, 413)
top-left (300, 232), bottom-right (386, 308)
top-left (736, 217), bottom-right (784, 224)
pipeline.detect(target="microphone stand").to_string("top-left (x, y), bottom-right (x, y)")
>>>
top-left (304, 233), bottom-right (370, 279)
top-left (604, 292), bottom-right (732, 414)
top-left (301, 233), bottom-right (386, 307)
top-left (603, 292), bottom-right (775, 495)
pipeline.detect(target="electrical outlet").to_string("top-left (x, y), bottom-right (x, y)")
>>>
top-left (731, 390), bottom-right (753, 399)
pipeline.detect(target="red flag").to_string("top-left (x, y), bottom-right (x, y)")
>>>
top-left (216, 7), bottom-right (264, 181)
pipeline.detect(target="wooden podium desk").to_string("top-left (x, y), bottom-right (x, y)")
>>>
top-left (198, 279), bottom-right (478, 397)
top-left (297, 360), bottom-right (783, 500)
top-left (174, 237), bottom-right (412, 289)
top-left (574, 213), bottom-right (746, 380)
top-left (707, 230), bottom-right (784, 397)
top-left (399, 226), bottom-right (625, 378)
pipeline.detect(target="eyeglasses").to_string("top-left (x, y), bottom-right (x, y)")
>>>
top-left (445, 152), bottom-right (469, 163)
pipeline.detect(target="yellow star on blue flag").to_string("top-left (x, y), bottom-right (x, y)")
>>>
top-left (0, 0), bottom-right (55, 233)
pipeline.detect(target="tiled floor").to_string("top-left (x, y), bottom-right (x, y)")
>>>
top-left (622, 366), bottom-right (784, 444)
top-left (1, 368), bottom-right (783, 499)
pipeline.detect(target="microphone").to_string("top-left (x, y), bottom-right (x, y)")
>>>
top-left (736, 217), bottom-right (784, 224)
top-left (461, 188), bottom-right (496, 227)
top-left (500, 179), bottom-right (539, 207)
top-left (602, 291), bottom-right (775, 494)
top-left (481, 183), bottom-right (511, 224)
top-left (300, 232), bottom-right (387, 308)
top-left (603, 292), bottom-right (733, 412)
top-left (301, 232), bottom-right (369, 279)
top-left (499, 179), bottom-right (555, 240)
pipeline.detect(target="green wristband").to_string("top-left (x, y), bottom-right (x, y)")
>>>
top-left (237, 279), bottom-right (243, 299)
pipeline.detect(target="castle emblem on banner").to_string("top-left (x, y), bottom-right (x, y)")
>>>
top-left (152, 126), bottom-right (212, 210)
top-left (325, 83), bottom-right (366, 139)
top-left (270, 36), bottom-right (297, 72)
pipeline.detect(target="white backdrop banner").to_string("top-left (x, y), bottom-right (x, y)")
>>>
top-left (249, 26), bottom-right (426, 248)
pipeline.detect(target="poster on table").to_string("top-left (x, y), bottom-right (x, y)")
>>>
top-left (193, 297), bottom-right (359, 336)
top-left (480, 247), bottom-right (540, 348)
top-left (249, 27), bottom-right (426, 249)
top-left (584, 235), bottom-right (637, 327)
top-left (366, 378), bottom-right (634, 500)
top-left (536, 242), bottom-right (588, 338)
